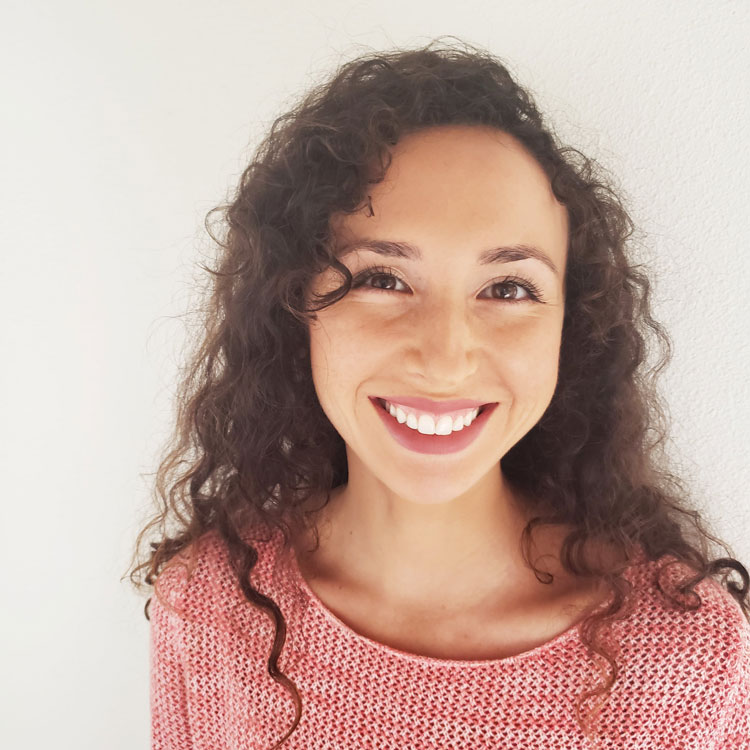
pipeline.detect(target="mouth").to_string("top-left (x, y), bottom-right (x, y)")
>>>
top-left (369, 396), bottom-right (499, 455)
top-left (374, 397), bottom-right (493, 416)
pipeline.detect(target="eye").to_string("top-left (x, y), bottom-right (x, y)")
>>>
top-left (352, 266), bottom-right (409, 293)
top-left (351, 265), bottom-right (545, 303)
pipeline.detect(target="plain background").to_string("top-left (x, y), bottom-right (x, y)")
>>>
top-left (1, 1), bottom-right (748, 747)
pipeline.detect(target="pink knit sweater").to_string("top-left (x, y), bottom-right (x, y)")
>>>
top-left (150, 525), bottom-right (750, 749)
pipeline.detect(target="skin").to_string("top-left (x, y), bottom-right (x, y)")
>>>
top-left (295, 124), bottom-right (607, 651)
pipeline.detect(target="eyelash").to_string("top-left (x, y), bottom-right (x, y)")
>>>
top-left (351, 265), bottom-right (545, 304)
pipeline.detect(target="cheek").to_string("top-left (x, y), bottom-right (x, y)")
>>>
top-left (489, 324), bottom-right (562, 392)
top-left (308, 315), bottom-right (372, 389)
top-left (308, 321), bottom-right (378, 434)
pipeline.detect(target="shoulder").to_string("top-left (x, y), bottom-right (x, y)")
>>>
top-left (617, 554), bottom-right (750, 687)
top-left (573, 553), bottom-right (750, 744)
top-left (150, 524), bottom-right (287, 626)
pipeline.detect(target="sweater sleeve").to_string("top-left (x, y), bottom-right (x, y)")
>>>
top-left (717, 620), bottom-right (750, 749)
top-left (149, 587), bottom-right (193, 750)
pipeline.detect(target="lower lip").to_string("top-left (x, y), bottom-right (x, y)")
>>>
top-left (369, 397), bottom-right (498, 455)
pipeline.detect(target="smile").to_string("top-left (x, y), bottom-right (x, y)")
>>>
top-left (377, 397), bottom-right (488, 434)
top-left (369, 396), bottom-right (498, 455)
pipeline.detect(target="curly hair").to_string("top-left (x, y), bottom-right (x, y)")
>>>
top-left (126, 36), bottom-right (749, 748)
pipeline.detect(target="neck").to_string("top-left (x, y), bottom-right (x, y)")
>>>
top-left (293, 464), bottom-right (569, 614)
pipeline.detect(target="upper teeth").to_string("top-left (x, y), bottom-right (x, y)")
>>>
top-left (383, 400), bottom-right (481, 435)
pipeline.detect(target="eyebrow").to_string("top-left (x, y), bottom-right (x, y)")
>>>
top-left (337, 239), bottom-right (560, 277)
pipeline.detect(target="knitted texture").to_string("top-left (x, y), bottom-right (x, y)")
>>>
top-left (150, 525), bottom-right (750, 749)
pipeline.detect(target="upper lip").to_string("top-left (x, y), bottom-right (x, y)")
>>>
top-left (371, 395), bottom-right (493, 414)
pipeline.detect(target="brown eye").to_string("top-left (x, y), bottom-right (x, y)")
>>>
top-left (352, 267), bottom-right (545, 304)
top-left (352, 266), bottom-right (407, 292)
top-left (484, 279), bottom-right (540, 302)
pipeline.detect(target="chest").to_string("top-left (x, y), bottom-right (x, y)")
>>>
top-left (304, 575), bottom-right (605, 661)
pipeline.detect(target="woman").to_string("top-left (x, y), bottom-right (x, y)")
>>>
top-left (130, 38), bottom-right (750, 749)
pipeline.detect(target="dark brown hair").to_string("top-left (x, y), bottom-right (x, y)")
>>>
top-left (126, 37), bottom-right (749, 747)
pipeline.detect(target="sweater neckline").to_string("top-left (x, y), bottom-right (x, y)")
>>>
top-left (282, 531), bottom-right (620, 669)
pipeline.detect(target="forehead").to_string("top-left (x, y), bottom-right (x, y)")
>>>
top-left (330, 125), bottom-right (569, 257)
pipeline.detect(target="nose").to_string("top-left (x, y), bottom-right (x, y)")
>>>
top-left (401, 298), bottom-right (478, 383)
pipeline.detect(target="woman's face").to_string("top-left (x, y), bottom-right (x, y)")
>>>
top-left (306, 125), bottom-right (569, 505)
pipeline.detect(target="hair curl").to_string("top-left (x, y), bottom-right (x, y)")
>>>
top-left (126, 37), bottom-right (749, 748)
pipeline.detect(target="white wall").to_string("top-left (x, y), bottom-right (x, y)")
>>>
top-left (1, 1), bottom-right (748, 747)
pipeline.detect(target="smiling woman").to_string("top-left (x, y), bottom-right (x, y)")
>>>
top-left (303, 124), bottom-right (568, 534)
top-left (128, 37), bottom-right (750, 750)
